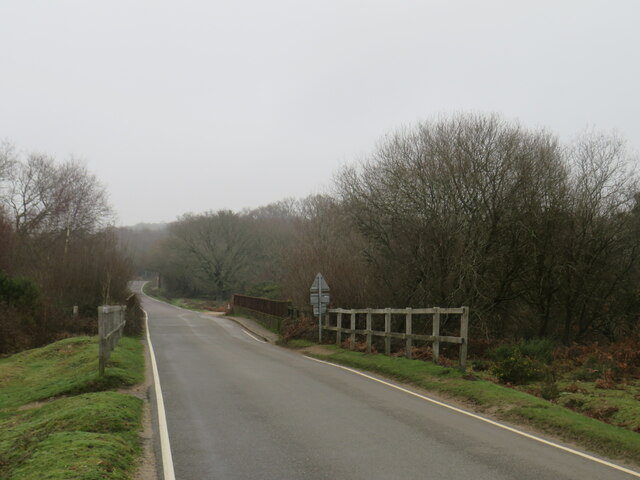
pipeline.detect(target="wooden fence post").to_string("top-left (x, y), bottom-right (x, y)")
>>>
top-left (460, 306), bottom-right (469, 370)
top-left (366, 309), bottom-right (372, 353)
top-left (336, 310), bottom-right (342, 346)
top-left (405, 308), bottom-right (412, 359)
top-left (432, 307), bottom-right (440, 363)
top-left (384, 308), bottom-right (391, 355)
top-left (98, 306), bottom-right (106, 376)
top-left (350, 312), bottom-right (356, 350)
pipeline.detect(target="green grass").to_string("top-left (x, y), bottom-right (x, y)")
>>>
top-left (0, 337), bottom-right (145, 479)
top-left (553, 381), bottom-right (640, 431)
top-left (282, 339), bottom-right (315, 349)
top-left (0, 336), bottom-right (143, 410)
top-left (9, 431), bottom-right (139, 480)
top-left (306, 348), bottom-right (640, 465)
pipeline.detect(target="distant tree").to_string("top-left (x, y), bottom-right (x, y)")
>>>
top-left (3, 154), bottom-right (111, 238)
top-left (280, 194), bottom-right (373, 309)
top-left (0, 150), bottom-right (117, 299)
top-left (116, 224), bottom-right (168, 277)
top-left (161, 210), bottom-right (256, 300)
top-left (0, 142), bottom-right (131, 353)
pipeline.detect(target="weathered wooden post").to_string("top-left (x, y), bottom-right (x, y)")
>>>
top-left (384, 308), bottom-right (391, 355)
top-left (336, 310), bottom-right (343, 346)
top-left (98, 306), bottom-right (106, 375)
top-left (350, 312), bottom-right (356, 349)
top-left (432, 307), bottom-right (440, 363)
top-left (460, 306), bottom-right (469, 370)
top-left (405, 308), bottom-right (412, 359)
top-left (98, 305), bottom-right (127, 376)
top-left (366, 309), bottom-right (372, 353)
top-left (118, 307), bottom-right (125, 343)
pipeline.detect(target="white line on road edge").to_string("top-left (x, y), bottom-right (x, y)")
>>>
top-left (139, 285), bottom-right (261, 342)
top-left (145, 310), bottom-right (176, 480)
top-left (305, 356), bottom-right (640, 478)
top-left (139, 284), bottom-right (193, 313)
top-left (242, 329), bottom-right (267, 343)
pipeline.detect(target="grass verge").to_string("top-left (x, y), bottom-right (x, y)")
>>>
top-left (0, 336), bottom-right (144, 479)
top-left (304, 347), bottom-right (640, 466)
top-left (281, 339), bottom-right (315, 349)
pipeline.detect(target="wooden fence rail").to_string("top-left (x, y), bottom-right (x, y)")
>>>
top-left (323, 307), bottom-right (469, 369)
top-left (98, 305), bottom-right (126, 376)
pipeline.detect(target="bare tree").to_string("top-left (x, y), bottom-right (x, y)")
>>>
top-left (335, 114), bottom-right (640, 342)
top-left (162, 210), bottom-right (256, 300)
top-left (280, 194), bottom-right (373, 309)
top-left (555, 131), bottom-right (639, 341)
top-left (5, 155), bottom-right (112, 238)
top-left (0, 141), bottom-right (17, 182)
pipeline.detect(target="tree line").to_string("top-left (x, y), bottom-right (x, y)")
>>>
top-left (0, 142), bottom-right (131, 353)
top-left (133, 114), bottom-right (640, 344)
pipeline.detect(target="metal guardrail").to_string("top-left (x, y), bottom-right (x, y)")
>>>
top-left (323, 307), bottom-right (469, 369)
top-left (98, 305), bottom-right (126, 375)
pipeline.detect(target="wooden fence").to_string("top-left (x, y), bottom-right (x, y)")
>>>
top-left (323, 307), bottom-right (469, 369)
top-left (98, 305), bottom-right (126, 376)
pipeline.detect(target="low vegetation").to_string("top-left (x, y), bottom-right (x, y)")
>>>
top-left (0, 336), bottom-right (144, 479)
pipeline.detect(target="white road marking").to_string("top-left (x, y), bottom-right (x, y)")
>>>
top-left (305, 356), bottom-right (640, 478)
top-left (242, 329), bottom-right (267, 343)
top-left (139, 285), bottom-right (193, 313)
top-left (140, 285), bottom-right (262, 340)
top-left (139, 284), bottom-right (267, 344)
top-left (145, 310), bottom-right (176, 480)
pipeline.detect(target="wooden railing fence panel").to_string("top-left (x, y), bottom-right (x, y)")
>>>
top-left (98, 305), bottom-right (126, 376)
top-left (324, 306), bottom-right (469, 369)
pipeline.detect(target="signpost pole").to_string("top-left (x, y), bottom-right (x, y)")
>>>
top-left (310, 273), bottom-right (329, 344)
top-left (318, 280), bottom-right (323, 343)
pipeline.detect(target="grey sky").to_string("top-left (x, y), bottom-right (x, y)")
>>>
top-left (1, 1), bottom-right (638, 226)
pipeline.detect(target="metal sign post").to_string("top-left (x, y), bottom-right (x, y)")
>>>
top-left (310, 273), bottom-right (330, 343)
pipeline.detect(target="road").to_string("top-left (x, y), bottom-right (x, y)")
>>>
top-left (138, 286), bottom-right (638, 480)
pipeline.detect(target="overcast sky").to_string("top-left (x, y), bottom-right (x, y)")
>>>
top-left (1, 1), bottom-right (638, 226)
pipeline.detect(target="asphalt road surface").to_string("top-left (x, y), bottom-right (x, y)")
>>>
top-left (138, 286), bottom-right (638, 480)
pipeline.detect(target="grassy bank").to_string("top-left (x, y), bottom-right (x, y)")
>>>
top-left (301, 346), bottom-right (640, 466)
top-left (0, 336), bottom-right (145, 479)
